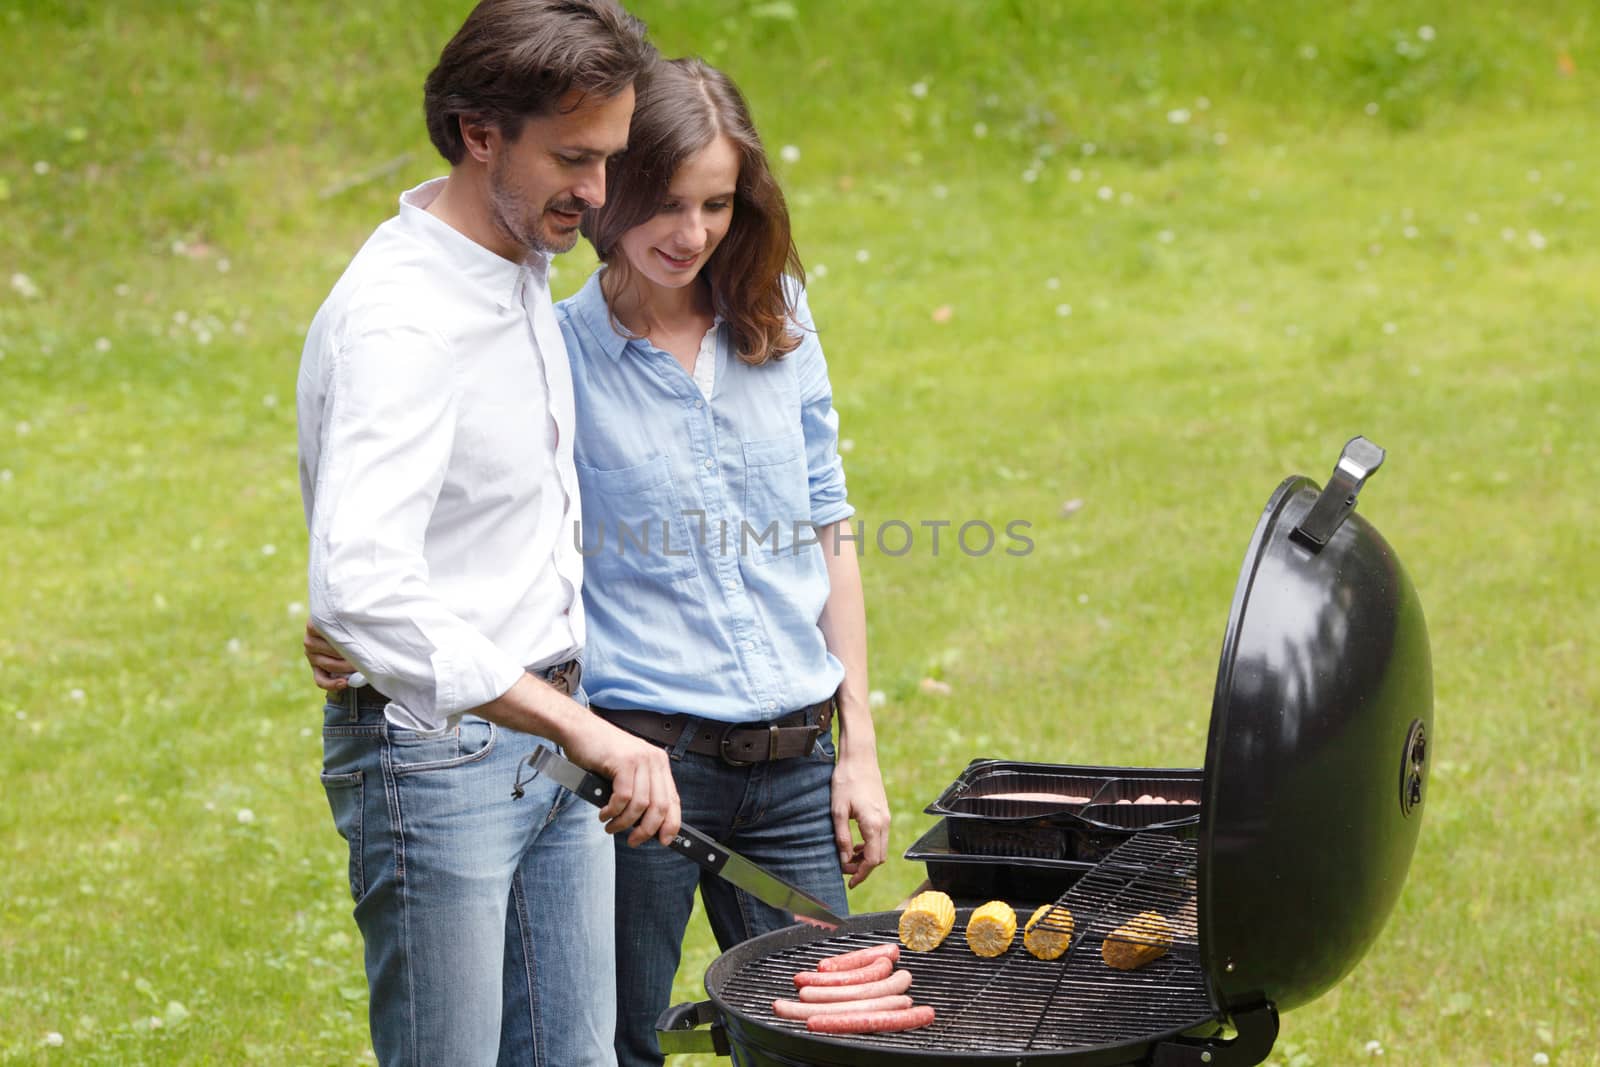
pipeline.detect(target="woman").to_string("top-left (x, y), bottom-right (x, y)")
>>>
top-left (309, 57), bottom-right (889, 1066)
top-left (563, 56), bottom-right (887, 1066)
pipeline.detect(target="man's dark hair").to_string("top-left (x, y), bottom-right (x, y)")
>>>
top-left (424, 0), bottom-right (652, 165)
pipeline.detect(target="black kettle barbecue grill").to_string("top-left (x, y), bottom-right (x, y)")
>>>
top-left (657, 437), bottom-right (1432, 1066)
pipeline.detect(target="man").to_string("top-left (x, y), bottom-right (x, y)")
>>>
top-left (296, 2), bottom-right (678, 1063)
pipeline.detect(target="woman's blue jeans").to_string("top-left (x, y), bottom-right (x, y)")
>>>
top-left (321, 692), bottom-right (617, 1066)
top-left (612, 721), bottom-right (848, 1067)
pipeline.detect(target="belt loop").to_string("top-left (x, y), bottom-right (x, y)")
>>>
top-left (669, 718), bottom-right (698, 761)
top-left (767, 722), bottom-right (780, 761)
top-left (343, 685), bottom-right (360, 724)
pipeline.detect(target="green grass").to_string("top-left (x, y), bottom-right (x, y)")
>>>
top-left (2, 1), bottom-right (1596, 1063)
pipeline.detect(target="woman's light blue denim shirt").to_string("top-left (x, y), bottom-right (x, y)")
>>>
top-left (556, 270), bottom-right (852, 723)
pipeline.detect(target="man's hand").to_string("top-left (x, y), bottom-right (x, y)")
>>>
top-left (830, 742), bottom-right (890, 889)
top-left (304, 620), bottom-right (355, 690)
top-left (558, 714), bottom-right (682, 848)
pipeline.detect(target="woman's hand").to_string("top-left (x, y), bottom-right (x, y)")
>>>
top-left (830, 731), bottom-right (890, 889)
top-left (303, 620), bottom-right (357, 691)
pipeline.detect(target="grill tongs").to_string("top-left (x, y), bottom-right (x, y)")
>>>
top-left (526, 747), bottom-right (846, 928)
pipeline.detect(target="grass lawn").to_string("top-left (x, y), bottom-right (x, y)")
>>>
top-left (2, 1), bottom-right (1595, 1064)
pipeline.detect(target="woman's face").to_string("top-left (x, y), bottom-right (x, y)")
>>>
top-left (617, 134), bottom-right (740, 294)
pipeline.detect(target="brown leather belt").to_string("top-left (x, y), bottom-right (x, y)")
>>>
top-left (350, 658), bottom-right (582, 711)
top-left (591, 698), bottom-right (834, 765)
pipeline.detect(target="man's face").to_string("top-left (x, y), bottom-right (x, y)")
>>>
top-left (488, 86), bottom-right (634, 258)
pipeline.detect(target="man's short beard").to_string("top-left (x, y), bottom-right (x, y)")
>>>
top-left (488, 159), bottom-right (577, 259)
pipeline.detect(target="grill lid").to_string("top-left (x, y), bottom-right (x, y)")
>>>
top-left (1199, 437), bottom-right (1432, 1013)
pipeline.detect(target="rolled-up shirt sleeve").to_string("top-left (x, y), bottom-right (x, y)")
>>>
top-left (305, 304), bottom-right (523, 731)
top-left (790, 286), bottom-right (853, 527)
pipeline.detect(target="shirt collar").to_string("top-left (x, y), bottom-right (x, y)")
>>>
top-left (569, 267), bottom-right (726, 362)
top-left (397, 178), bottom-right (545, 310)
top-left (569, 268), bottom-right (634, 362)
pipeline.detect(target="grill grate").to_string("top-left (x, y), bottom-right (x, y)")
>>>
top-left (712, 834), bottom-right (1216, 1054)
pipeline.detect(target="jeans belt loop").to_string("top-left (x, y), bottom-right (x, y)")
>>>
top-left (768, 721), bottom-right (782, 761)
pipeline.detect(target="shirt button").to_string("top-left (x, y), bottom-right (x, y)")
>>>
top-left (743, 640), bottom-right (755, 651)
top-left (695, 399), bottom-right (705, 410)
top-left (765, 700), bottom-right (777, 710)
top-left (724, 579), bottom-right (737, 591)
top-left (704, 457), bottom-right (714, 470)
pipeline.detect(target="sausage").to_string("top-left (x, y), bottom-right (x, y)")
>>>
top-left (793, 957), bottom-right (893, 988)
top-left (796, 968), bottom-right (913, 1003)
top-left (771, 994), bottom-right (914, 1021)
top-left (816, 943), bottom-right (901, 973)
top-left (806, 1004), bottom-right (936, 1034)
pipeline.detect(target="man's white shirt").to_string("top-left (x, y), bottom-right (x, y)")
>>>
top-left (298, 178), bottom-right (584, 732)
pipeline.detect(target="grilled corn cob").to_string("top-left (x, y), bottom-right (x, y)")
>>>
top-left (1022, 903), bottom-right (1074, 960)
top-left (898, 890), bottom-right (956, 951)
top-left (965, 900), bottom-right (1017, 958)
top-left (1101, 911), bottom-right (1173, 971)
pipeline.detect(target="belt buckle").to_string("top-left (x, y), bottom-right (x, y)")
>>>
top-left (718, 722), bottom-right (753, 767)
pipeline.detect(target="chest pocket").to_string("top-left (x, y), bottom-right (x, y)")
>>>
top-left (739, 432), bottom-right (810, 567)
top-left (577, 454), bottom-right (699, 584)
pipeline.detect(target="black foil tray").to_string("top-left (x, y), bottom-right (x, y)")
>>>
top-left (926, 760), bottom-right (1203, 862)
top-left (904, 819), bottom-right (1096, 906)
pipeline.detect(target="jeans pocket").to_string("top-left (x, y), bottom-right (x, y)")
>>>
top-left (320, 770), bottom-right (365, 901)
top-left (388, 717), bottom-right (497, 774)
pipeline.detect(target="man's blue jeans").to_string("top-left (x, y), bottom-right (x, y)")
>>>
top-left (612, 718), bottom-right (848, 1067)
top-left (321, 693), bottom-right (616, 1067)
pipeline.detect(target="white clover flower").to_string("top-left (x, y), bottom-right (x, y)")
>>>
top-left (1403, 225), bottom-right (1419, 239)
top-left (1097, 186), bottom-right (1113, 201)
top-left (854, 249), bottom-right (870, 263)
top-left (1364, 1039), bottom-right (1383, 1055)
top-left (287, 601), bottom-right (305, 616)
top-left (1213, 131), bottom-right (1229, 146)
top-left (1158, 230), bottom-right (1175, 243)
top-left (1167, 108), bottom-right (1191, 125)
top-left (1067, 168), bottom-right (1083, 182)
top-left (909, 80), bottom-right (928, 98)
top-left (69, 688), bottom-right (85, 701)
top-left (1045, 277), bottom-right (1060, 290)
top-left (45, 1032), bottom-right (64, 1048)
top-left (9, 273), bottom-right (40, 299)
top-left (779, 144), bottom-right (800, 164)
top-left (33, 160), bottom-right (51, 175)
top-left (972, 122), bottom-right (988, 139)
top-left (838, 438), bottom-right (855, 453)
top-left (1418, 25), bottom-right (1436, 41)
top-left (1528, 230), bottom-right (1547, 250)
top-left (868, 690), bottom-right (887, 709)
top-left (1533, 1055), bottom-right (1549, 1066)
top-left (94, 337), bottom-right (111, 353)
top-left (1056, 304), bottom-right (1073, 317)
top-left (237, 809), bottom-right (256, 824)
top-left (812, 264), bottom-right (828, 279)
top-left (1383, 322), bottom-right (1398, 335)
top-left (261, 544), bottom-right (277, 556)
top-left (1365, 102), bottom-right (1380, 116)
top-left (1299, 43), bottom-right (1319, 60)
top-left (1021, 168), bottom-right (1039, 183)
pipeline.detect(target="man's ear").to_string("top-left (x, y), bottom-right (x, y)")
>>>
top-left (458, 116), bottom-right (500, 165)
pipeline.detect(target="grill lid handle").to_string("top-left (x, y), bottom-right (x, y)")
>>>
top-left (1290, 436), bottom-right (1386, 550)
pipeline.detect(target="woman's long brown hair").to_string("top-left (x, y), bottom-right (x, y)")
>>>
top-left (580, 57), bottom-right (805, 365)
